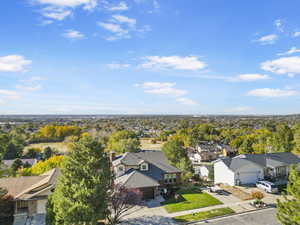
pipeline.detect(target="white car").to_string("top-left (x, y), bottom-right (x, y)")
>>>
top-left (256, 181), bottom-right (278, 193)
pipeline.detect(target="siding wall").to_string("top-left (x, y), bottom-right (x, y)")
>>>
top-left (214, 161), bottom-right (235, 186)
top-left (235, 163), bottom-right (263, 185)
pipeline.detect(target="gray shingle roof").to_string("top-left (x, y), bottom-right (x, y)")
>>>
top-left (219, 152), bottom-right (300, 171)
top-left (0, 168), bottom-right (60, 200)
top-left (113, 150), bottom-right (181, 185)
top-left (115, 169), bottom-right (160, 188)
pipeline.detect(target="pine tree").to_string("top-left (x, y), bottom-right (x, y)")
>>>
top-left (50, 136), bottom-right (113, 225)
top-left (277, 165), bottom-right (300, 225)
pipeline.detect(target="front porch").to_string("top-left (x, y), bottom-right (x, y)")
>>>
top-left (263, 166), bottom-right (288, 182)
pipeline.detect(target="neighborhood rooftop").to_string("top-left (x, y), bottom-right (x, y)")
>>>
top-left (218, 152), bottom-right (300, 171)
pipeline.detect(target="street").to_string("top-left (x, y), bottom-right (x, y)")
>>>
top-left (193, 208), bottom-right (280, 225)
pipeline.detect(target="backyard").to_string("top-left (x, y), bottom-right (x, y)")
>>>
top-left (162, 187), bottom-right (222, 213)
top-left (24, 142), bottom-right (70, 153)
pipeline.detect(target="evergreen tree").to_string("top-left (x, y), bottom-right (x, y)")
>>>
top-left (292, 125), bottom-right (300, 153)
top-left (277, 165), bottom-right (300, 225)
top-left (50, 137), bottom-right (113, 225)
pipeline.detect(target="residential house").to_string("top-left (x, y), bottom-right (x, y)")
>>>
top-left (0, 168), bottom-right (59, 221)
top-left (2, 158), bottom-right (38, 170)
top-left (214, 152), bottom-right (300, 186)
top-left (194, 165), bottom-right (211, 180)
top-left (112, 150), bottom-right (181, 199)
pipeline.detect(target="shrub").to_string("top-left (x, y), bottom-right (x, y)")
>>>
top-left (251, 191), bottom-right (264, 200)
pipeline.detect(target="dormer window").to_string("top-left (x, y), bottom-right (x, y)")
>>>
top-left (118, 165), bottom-right (124, 172)
top-left (140, 162), bottom-right (148, 171)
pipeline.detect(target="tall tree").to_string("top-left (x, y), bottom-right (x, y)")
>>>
top-left (107, 130), bottom-right (140, 154)
top-left (277, 165), bottom-right (300, 225)
top-left (292, 124), bottom-right (300, 153)
top-left (271, 124), bottom-right (293, 152)
top-left (162, 140), bottom-right (193, 182)
top-left (49, 137), bottom-right (113, 225)
top-left (106, 184), bottom-right (143, 225)
top-left (162, 139), bottom-right (186, 165)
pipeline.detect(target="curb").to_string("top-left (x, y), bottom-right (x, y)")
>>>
top-left (179, 205), bottom-right (276, 225)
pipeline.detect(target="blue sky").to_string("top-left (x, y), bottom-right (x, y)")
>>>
top-left (1, 0), bottom-right (300, 114)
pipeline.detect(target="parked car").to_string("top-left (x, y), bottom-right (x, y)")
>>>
top-left (256, 181), bottom-right (278, 193)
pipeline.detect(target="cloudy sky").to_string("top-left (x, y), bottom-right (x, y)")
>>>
top-left (1, 0), bottom-right (300, 114)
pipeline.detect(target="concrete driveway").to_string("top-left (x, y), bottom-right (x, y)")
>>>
top-left (122, 198), bottom-right (168, 220)
top-left (204, 189), bottom-right (241, 204)
top-left (238, 186), bottom-right (283, 205)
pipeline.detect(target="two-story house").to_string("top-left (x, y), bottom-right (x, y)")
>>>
top-left (112, 150), bottom-right (181, 199)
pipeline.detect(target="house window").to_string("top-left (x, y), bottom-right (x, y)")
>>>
top-left (118, 165), bottom-right (124, 172)
top-left (140, 163), bottom-right (148, 171)
top-left (164, 174), bottom-right (176, 183)
top-left (276, 166), bottom-right (286, 177)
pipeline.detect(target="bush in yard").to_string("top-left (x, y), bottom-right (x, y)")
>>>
top-left (251, 191), bottom-right (264, 200)
top-left (0, 189), bottom-right (14, 225)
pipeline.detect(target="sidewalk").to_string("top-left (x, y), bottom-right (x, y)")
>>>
top-left (167, 199), bottom-right (255, 217)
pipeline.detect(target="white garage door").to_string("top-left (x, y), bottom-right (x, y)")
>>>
top-left (238, 172), bottom-right (259, 184)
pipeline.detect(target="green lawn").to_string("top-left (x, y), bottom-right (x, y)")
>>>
top-left (24, 142), bottom-right (70, 153)
top-left (162, 187), bottom-right (222, 213)
top-left (174, 207), bottom-right (235, 222)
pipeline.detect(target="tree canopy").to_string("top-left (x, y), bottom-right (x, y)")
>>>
top-left (277, 165), bottom-right (300, 224)
top-left (107, 130), bottom-right (140, 154)
top-left (48, 137), bottom-right (113, 225)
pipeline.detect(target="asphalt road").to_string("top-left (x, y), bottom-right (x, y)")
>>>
top-left (193, 208), bottom-right (280, 225)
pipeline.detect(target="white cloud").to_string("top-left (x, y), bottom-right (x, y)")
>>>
top-left (277, 47), bottom-right (300, 56)
top-left (255, 34), bottom-right (278, 45)
top-left (98, 15), bottom-right (149, 41)
top-left (226, 106), bottom-right (253, 113)
top-left (136, 82), bottom-right (197, 105)
top-left (98, 22), bottom-right (130, 40)
top-left (106, 63), bottom-right (130, 69)
top-left (16, 76), bottom-right (44, 92)
top-left (0, 55), bottom-right (32, 72)
top-left (230, 73), bottom-right (270, 82)
top-left (41, 6), bottom-right (72, 20)
top-left (112, 15), bottom-right (136, 27)
top-left (141, 56), bottom-right (207, 71)
top-left (138, 82), bottom-right (186, 97)
top-left (16, 84), bottom-right (42, 91)
top-left (63, 29), bottom-right (85, 39)
top-left (274, 19), bottom-right (284, 32)
top-left (107, 2), bottom-right (128, 11)
top-left (0, 90), bottom-right (21, 99)
top-left (35, 0), bottom-right (97, 9)
top-left (35, 0), bottom-right (97, 21)
top-left (261, 56), bottom-right (300, 76)
top-left (176, 97), bottom-right (197, 105)
top-left (25, 76), bottom-right (46, 81)
top-left (294, 32), bottom-right (300, 37)
top-left (247, 88), bottom-right (297, 97)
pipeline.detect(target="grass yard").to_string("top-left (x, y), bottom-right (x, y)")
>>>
top-left (162, 187), bottom-right (222, 213)
top-left (24, 142), bottom-right (70, 153)
top-left (174, 207), bottom-right (235, 222)
top-left (140, 138), bottom-right (165, 150)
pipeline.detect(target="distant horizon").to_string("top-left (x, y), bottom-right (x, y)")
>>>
top-left (0, 113), bottom-right (299, 117)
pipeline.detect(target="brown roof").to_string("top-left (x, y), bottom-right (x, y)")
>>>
top-left (0, 168), bottom-right (60, 200)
